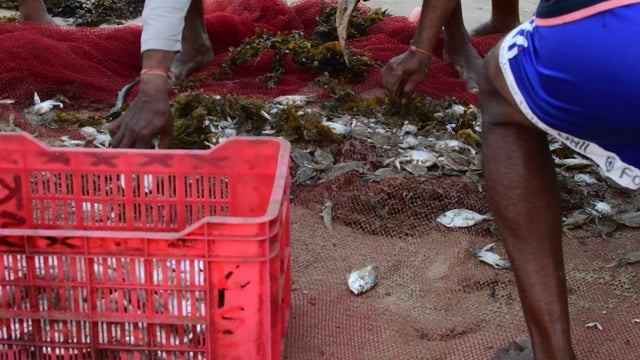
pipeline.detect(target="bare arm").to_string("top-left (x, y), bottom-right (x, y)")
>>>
top-left (380, 0), bottom-right (459, 97)
top-left (412, 0), bottom-right (460, 53)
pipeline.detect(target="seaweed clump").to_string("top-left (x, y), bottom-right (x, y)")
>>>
top-left (271, 105), bottom-right (343, 147)
top-left (213, 29), bottom-right (378, 88)
top-left (312, 5), bottom-right (389, 42)
top-left (170, 91), bottom-right (269, 149)
top-left (315, 73), bottom-right (379, 118)
top-left (54, 112), bottom-right (107, 127)
top-left (48, 0), bottom-right (143, 26)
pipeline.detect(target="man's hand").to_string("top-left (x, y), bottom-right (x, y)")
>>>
top-left (108, 75), bottom-right (173, 149)
top-left (380, 50), bottom-right (431, 99)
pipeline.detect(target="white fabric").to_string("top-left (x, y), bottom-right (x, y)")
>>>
top-left (140, 0), bottom-right (192, 53)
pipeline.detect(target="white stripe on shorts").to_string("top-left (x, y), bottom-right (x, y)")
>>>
top-left (498, 22), bottom-right (640, 190)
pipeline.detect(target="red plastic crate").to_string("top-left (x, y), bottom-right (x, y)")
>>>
top-left (0, 132), bottom-right (291, 360)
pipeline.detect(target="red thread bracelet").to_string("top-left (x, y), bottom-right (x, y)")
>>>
top-left (140, 67), bottom-right (175, 81)
top-left (409, 45), bottom-right (432, 58)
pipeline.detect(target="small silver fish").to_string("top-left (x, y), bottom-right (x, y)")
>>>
top-left (0, 99), bottom-right (15, 104)
top-left (273, 94), bottom-right (317, 107)
top-left (320, 200), bottom-right (333, 231)
top-left (554, 156), bottom-right (593, 169)
top-left (573, 173), bottom-right (598, 185)
top-left (612, 212), bottom-right (640, 228)
top-left (585, 322), bottom-right (603, 330)
top-left (399, 123), bottom-right (418, 136)
top-left (437, 209), bottom-right (490, 228)
top-left (347, 264), bottom-right (378, 295)
top-left (562, 209), bottom-right (591, 229)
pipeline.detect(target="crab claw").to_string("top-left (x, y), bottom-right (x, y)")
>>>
top-left (336, 0), bottom-right (367, 66)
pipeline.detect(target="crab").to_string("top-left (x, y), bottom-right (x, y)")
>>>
top-left (384, 149), bottom-right (437, 171)
top-left (79, 126), bottom-right (112, 148)
top-left (474, 243), bottom-right (511, 270)
top-left (27, 92), bottom-right (67, 115)
top-left (93, 133), bottom-right (112, 148)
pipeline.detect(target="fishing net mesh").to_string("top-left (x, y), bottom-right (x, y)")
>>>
top-left (0, 0), bottom-right (638, 359)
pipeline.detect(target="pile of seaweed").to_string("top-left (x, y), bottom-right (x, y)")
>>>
top-left (0, 0), bottom-right (144, 26)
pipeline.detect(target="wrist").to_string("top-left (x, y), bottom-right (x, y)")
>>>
top-left (138, 75), bottom-right (170, 97)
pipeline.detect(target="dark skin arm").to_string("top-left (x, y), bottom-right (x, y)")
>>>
top-left (108, 50), bottom-right (175, 149)
top-left (381, 0), bottom-right (459, 98)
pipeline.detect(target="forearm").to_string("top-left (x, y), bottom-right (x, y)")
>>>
top-left (412, 0), bottom-right (460, 51)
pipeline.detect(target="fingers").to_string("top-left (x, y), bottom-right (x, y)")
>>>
top-left (381, 66), bottom-right (401, 99)
top-left (158, 124), bottom-right (173, 149)
top-left (403, 72), bottom-right (426, 96)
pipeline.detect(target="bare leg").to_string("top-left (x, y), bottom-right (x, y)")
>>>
top-left (471, 0), bottom-right (520, 36)
top-left (170, 0), bottom-right (214, 84)
top-left (443, 3), bottom-right (484, 91)
top-left (18, 0), bottom-right (55, 24)
top-left (478, 45), bottom-right (577, 359)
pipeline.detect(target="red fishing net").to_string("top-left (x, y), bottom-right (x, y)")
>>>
top-left (0, 0), bottom-right (501, 115)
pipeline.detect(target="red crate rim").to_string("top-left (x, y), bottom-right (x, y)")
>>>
top-left (0, 132), bottom-right (291, 240)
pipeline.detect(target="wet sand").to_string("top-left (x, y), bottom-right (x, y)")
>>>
top-left (0, 1), bottom-right (540, 29)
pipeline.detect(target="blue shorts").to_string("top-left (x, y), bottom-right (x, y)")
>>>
top-left (499, 1), bottom-right (640, 189)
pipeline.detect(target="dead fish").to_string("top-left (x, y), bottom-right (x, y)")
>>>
top-left (585, 322), bottom-right (603, 330)
top-left (317, 161), bottom-right (367, 184)
top-left (273, 94), bottom-right (317, 107)
top-left (322, 119), bottom-right (354, 135)
top-left (402, 163), bottom-right (429, 176)
top-left (594, 217), bottom-right (617, 237)
top-left (437, 209), bottom-right (490, 228)
top-left (0, 99), bottom-right (15, 104)
top-left (474, 243), bottom-right (511, 269)
top-left (314, 148), bottom-right (334, 168)
top-left (440, 151), bottom-right (472, 172)
top-left (399, 135), bottom-right (420, 149)
top-left (607, 250), bottom-right (640, 268)
top-left (27, 92), bottom-right (67, 115)
top-left (445, 104), bottom-right (466, 116)
top-left (573, 173), bottom-right (598, 185)
top-left (347, 264), bottom-right (378, 295)
top-left (612, 211), bottom-right (640, 228)
top-left (336, 0), bottom-right (361, 66)
top-left (290, 147), bottom-right (314, 166)
top-left (562, 209), bottom-right (591, 229)
top-left (294, 166), bottom-right (316, 184)
top-left (399, 123), bottom-right (418, 136)
top-left (320, 200), bottom-right (334, 231)
top-left (361, 167), bottom-right (402, 182)
top-left (554, 156), bottom-right (593, 169)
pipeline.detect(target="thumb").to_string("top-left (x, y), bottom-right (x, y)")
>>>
top-left (108, 118), bottom-right (122, 136)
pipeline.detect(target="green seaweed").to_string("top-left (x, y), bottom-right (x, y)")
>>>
top-left (213, 29), bottom-right (378, 88)
top-left (311, 5), bottom-right (390, 42)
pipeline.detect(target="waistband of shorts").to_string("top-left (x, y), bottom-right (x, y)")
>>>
top-left (535, 0), bottom-right (640, 26)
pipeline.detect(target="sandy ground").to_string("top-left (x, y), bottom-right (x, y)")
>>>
top-left (364, 0), bottom-right (539, 28)
top-left (0, 1), bottom-right (540, 29)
